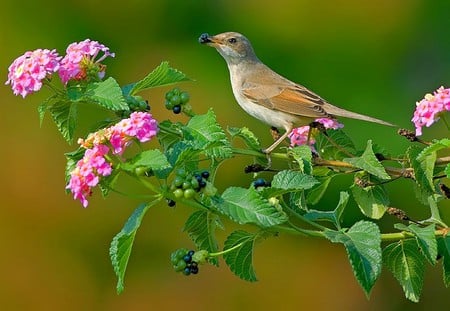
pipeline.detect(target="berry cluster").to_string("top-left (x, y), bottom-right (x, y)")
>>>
top-left (127, 95), bottom-right (150, 112)
top-left (165, 88), bottom-right (190, 114)
top-left (171, 249), bottom-right (199, 276)
top-left (253, 177), bottom-right (271, 188)
top-left (171, 169), bottom-right (210, 200)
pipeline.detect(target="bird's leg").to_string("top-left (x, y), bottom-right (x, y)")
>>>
top-left (262, 124), bottom-right (292, 154)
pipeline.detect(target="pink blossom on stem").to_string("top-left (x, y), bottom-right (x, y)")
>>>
top-left (67, 112), bottom-right (159, 206)
top-left (412, 86), bottom-right (450, 136)
top-left (59, 39), bottom-right (115, 84)
top-left (289, 118), bottom-right (344, 147)
top-left (5, 49), bottom-right (61, 97)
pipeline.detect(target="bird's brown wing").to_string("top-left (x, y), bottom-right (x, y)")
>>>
top-left (242, 83), bottom-right (333, 119)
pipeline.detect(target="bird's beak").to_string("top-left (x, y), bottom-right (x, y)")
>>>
top-left (198, 33), bottom-right (220, 47)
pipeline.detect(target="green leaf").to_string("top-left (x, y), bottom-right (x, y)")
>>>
top-left (84, 77), bottom-right (129, 111)
top-left (395, 223), bottom-right (437, 265)
top-left (437, 236), bottom-right (450, 287)
top-left (183, 109), bottom-right (232, 158)
top-left (129, 61), bottom-right (190, 95)
top-left (304, 191), bottom-right (349, 229)
top-left (344, 140), bottom-right (390, 180)
top-left (315, 129), bottom-right (356, 160)
top-left (290, 145), bottom-right (313, 174)
top-left (417, 138), bottom-right (450, 161)
top-left (407, 146), bottom-right (435, 203)
top-left (383, 239), bottom-right (425, 302)
top-left (445, 163), bottom-right (450, 178)
top-left (223, 230), bottom-right (258, 282)
top-left (121, 149), bottom-right (171, 173)
top-left (49, 100), bottom-right (77, 143)
top-left (351, 182), bottom-right (389, 219)
top-left (227, 126), bottom-right (261, 150)
top-left (183, 210), bottom-right (220, 266)
top-left (271, 170), bottom-right (319, 190)
top-left (324, 220), bottom-right (382, 296)
top-left (218, 187), bottom-right (288, 228)
top-left (306, 175), bottom-right (332, 205)
top-left (110, 202), bottom-right (153, 294)
top-left (157, 120), bottom-right (182, 151)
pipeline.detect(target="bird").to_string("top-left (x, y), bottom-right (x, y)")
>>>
top-left (199, 32), bottom-right (395, 154)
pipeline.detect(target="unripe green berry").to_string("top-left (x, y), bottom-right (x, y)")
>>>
top-left (183, 188), bottom-right (196, 199)
top-left (180, 92), bottom-right (190, 104)
top-left (173, 188), bottom-right (184, 199)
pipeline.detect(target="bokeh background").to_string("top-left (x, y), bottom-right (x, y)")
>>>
top-left (2, 0), bottom-right (450, 310)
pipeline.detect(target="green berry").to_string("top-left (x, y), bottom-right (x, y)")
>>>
top-left (182, 181), bottom-right (192, 190)
top-left (176, 168), bottom-right (186, 177)
top-left (173, 188), bottom-right (184, 199)
top-left (184, 188), bottom-right (196, 199)
top-left (173, 176), bottom-right (184, 188)
top-left (174, 260), bottom-right (187, 272)
top-left (165, 99), bottom-right (174, 110)
top-left (165, 91), bottom-right (174, 100)
top-left (191, 177), bottom-right (199, 190)
top-left (170, 95), bottom-right (181, 106)
top-left (180, 92), bottom-right (190, 104)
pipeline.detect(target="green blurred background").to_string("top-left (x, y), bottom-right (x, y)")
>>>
top-left (2, 0), bottom-right (450, 310)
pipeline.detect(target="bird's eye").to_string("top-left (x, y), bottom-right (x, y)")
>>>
top-left (228, 38), bottom-right (237, 44)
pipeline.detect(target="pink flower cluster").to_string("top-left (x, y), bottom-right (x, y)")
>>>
top-left (289, 118), bottom-right (344, 147)
top-left (66, 145), bottom-right (112, 207)
top-left (6, 39), bottom-right (113, 97)
top-left (412, 86), bottom-right (450, 136)
top-left (59, 39), bottom-right (115, 84)
top-left (5, 49), bottom-right (61, 98)
top-left (68, 112), bottom-right (158, 207)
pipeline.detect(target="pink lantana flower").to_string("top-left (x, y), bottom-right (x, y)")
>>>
top-left (412, 86), bottom-right (450, 136)
top-left (289, 118), bottom-right (344, 147)
top-left (59, 39), bottom-right (115, 84)
top-left (66, 144), bottom-right (112, 207)
top-left (6, 49), bottom-right (61, 98)
top-left (68, 112), bottom-right (159, 206)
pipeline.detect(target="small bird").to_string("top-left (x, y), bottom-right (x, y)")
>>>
top-left (199, 32), bottom-right (395, 154)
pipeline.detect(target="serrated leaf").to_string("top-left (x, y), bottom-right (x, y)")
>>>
top-left (407, 146), bottom-right (435, 203)
top-left (445, 163), bottom-right (450, 178)
top-left (271, 170), bottom-right (318, 190)
top-left (129, 61), bottom-right (190, 95)
top-left (351, 183), bottom-right (389, 219)
top-left (183, 210), bottom-right (220, 266)
top-left (437, 236), bottom-right (450, 287)
top-left (49, 100), bottom-right (77, 143)
top-left (315, 129), bottom-right (356, 160)
top-left (383, 239), bottom-right (425, 302)
top-left (110, 202), bottom-right (153, 294)
top-left (344, 140), bottom-right (390, 180)
top-left (306, 176), bottom-right (332, 205)
top-left (121, 149), bottom-right (171, 174)
top-left (183, 109), bottom-right (232, 158)
top-left (395, 223), bottom-right (437, 265)
top-left (290, 145), bottom-right (313, 174)
top-left (157, 120), bottom-right (182, 151)
top-left (38, 97), bottom-right (54, 127)
top-left (324, 220), bottom-right (382, 296)
top-left (218, 187), bottom-right (288, 227)
top-left (304, 191), bottom-right (349, 229)
top-left (417, 138), bottom-right (450, 161)
top-left (227, 126), bottom-right (261, 150)
top-left (223, 230), bottom-right (258, 282)
top-left (84, 77), bottom-right (128, 111)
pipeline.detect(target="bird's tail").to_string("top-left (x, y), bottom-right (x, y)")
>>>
top-left (326, 105), bottom-right (396, 127)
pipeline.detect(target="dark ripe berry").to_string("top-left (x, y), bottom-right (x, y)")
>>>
top-left (172, 105), bottom-right (182, 114)
top-left (183, 254), bottom-right (192, 263)
top-left (183, 267), bottom-right (191, 275)
top-left (201, 171), bottom-right (210, 179)
top-left (167, 199), bottom-right (176, 207)
top-left (191, 178), bottom-right (200, 190)
top-left (188, 250), bottom-right (195, 256)
top-left (190, 265), bottom-right (199, 274)
top-left (253, 178), bottom-right (266, 188)
top-left (199, 180), bottom-right (207, 188)
top-left (194, 174), bottom-right (203, 182)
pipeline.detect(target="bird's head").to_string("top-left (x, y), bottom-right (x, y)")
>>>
top-left (199, 32), bottom-right (258, 65)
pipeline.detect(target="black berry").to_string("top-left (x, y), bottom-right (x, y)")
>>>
top-left (190, 265), bottom-right (199, 274)
top-left (253, 178), bottom-right (267, 188)
top-left (173, 105), bottom-right (182, 114)
top-left (183, 254), bottom-right (192, 263)
top-left (201, 171), bottom-right (210, 179)
top-left (188, 250), bottom-right (195, 256)
top-left (167, 199), bottom-right (176, 207)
